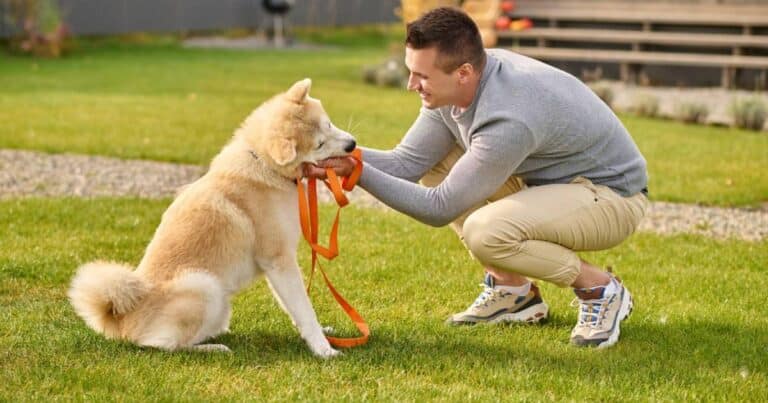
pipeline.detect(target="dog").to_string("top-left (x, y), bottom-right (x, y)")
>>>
top-left (68, 79), bottom-right (356, 357)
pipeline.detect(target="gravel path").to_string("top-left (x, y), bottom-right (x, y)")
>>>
top-left (1, 149), bottom-right (765, 242)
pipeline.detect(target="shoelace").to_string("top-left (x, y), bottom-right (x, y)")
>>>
top-left (571, 296), bottom-right (610, 328)
top-left (471, 285), bottom-right (506, 308)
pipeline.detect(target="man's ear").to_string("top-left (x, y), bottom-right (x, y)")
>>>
top-left (286, 78), bottom-right (312, 103)
top-left (457, 63), bottom-right (473, 84)
top-left (268, 137), bottom-right (297, 166)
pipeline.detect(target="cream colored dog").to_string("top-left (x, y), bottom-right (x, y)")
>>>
top-left (68, 79), bottom-right (356, 358)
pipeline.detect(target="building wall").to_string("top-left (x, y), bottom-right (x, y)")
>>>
top-left (4, 0), bottom-right (766, 37)
top-left (1, 0), bottom-right (401, 37)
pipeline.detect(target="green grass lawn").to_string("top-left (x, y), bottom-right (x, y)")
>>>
top-left (1, 36), bottom-right (767, 401)
top-left (1, 41), bottom-right (766, 207)
top-left (1, 198), bottom-right (766, 401)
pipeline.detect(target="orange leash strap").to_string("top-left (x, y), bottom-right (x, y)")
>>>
top-left (297, 149), bottom-right (369, 348)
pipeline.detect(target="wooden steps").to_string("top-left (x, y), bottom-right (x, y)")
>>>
top-left (510, 1), bottom-right (768, 26)
top-left (510, 47), bottom-right (768, 69)
top-left (496, 0), bottom-right (768, 88)
top-left (499, 28), bottom-right (768, 49)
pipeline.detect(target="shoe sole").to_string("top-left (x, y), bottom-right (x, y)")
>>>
top-left (595, 289), bottom-right (633, 349)
top-left (448, 302), bottom-right (550, 326)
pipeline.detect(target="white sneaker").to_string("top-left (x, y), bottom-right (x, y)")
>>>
top-left (447, 273), bottom-right (549, 326)
top-left (570, 274), bottom-right (633, 348)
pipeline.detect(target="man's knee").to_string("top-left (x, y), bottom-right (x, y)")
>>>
top-left (462, 209), bottom-right (524, 264)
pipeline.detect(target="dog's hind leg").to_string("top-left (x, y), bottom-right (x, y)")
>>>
top-left (219, 304), bottom-right (232, 335)
top-left (136, 271), bottom-right (231, 352)
top-left (263, 259), bottom-right (340, 359)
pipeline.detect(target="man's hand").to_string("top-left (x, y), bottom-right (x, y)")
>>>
top-left (301, 156), bottom-right (358, 179)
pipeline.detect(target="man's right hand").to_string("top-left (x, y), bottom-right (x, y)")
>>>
top-left (301, 156), bottom-right (358, 179)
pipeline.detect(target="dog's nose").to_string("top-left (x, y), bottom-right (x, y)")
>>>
top-left (344, 140), bottom-right (357, 153)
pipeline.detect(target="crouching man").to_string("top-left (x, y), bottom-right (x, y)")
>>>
top-left (305, 7), bottom-right (648, 348)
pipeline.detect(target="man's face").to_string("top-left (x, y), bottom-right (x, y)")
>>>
top-left (404, 46), bottom-right (459, 109)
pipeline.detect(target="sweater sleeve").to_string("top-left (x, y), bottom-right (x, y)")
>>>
top-left (359, 108), bottom-right (456, 182)
top-left (359, 119), bottom-right (537, 227)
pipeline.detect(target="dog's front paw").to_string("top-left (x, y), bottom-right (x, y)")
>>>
top-left (313, 345), bottom-right (342, 359)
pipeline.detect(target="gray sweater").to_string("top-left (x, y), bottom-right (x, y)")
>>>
top-left (359, 49), bottom-right (648, 227)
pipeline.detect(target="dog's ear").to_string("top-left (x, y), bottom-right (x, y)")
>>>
top-left (286, 78), bottom-right (311, 103)
top-left (268, 137), bottom-right (297, 166)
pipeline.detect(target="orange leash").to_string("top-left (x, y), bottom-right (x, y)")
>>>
top-left (297, 148), bottom-right (369, 348)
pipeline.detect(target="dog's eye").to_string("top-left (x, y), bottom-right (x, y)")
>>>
top-left (316, 141), bottom-right (325, 150)
top-left (326, 121), bottom-right (332, 130)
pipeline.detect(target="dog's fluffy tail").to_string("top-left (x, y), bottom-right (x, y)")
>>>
top-left (68, 261), bottom-right (149, 338)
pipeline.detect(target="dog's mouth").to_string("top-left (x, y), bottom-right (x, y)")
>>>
top-left (318, 139), bottom-right (357, 160)
top-left (298, 138), bottom-right (358, 178)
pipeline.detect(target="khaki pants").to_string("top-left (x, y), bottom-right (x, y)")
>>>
top-left (420, 146), bottom-right (648, 287)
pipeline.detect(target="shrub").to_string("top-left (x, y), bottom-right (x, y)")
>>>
top-left (363, 57), bottom-right (408, 88)
top-left (674, 102), bottom-right (709, 124)
top-left (589, 83), bottom-right (614, 109)
top-left (630, 93), bottom-right (660, 118)
top-left (5, 0), bottom-right (71, 57)
top-left (362, 64), bottom-right (378, 84)
top-left (374, 62), bottom-right (406, 87)
top-left (730, 97), bottom-right (767, 131)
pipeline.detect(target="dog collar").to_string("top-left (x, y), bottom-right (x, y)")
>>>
top-left (248, 149), bottom-right (299, 185)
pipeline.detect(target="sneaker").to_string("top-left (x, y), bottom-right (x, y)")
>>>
top-left (447, 273), bottom-right (549, 326)
top-left (570, 274), bottom-right (633, 348)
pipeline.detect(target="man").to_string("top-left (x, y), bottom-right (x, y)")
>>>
top-left (305, 7), bottom-right (648, 348)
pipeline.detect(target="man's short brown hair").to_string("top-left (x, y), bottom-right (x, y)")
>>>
top-left (405, 7), bottom-right (486, 73)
